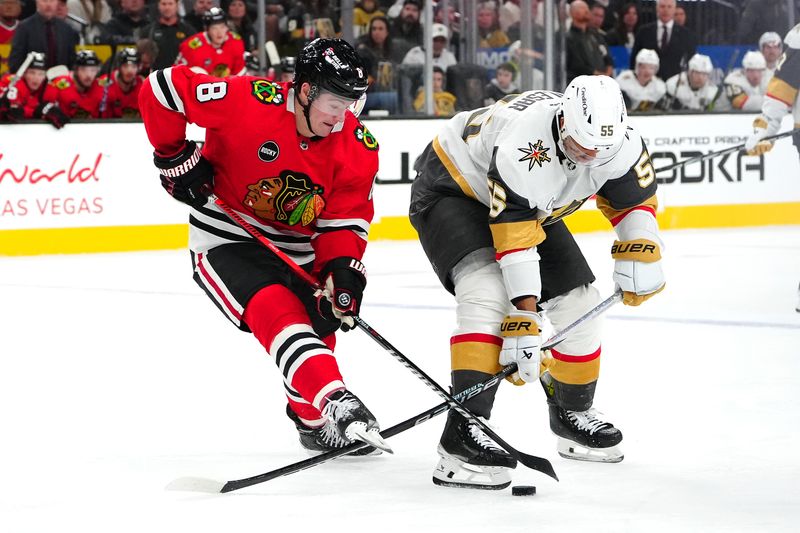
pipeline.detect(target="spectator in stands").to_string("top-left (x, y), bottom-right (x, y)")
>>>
top-left (662, 53), bottom-right (719, 111)
top-left (413, 65), bottom-right (456, 116)
top-left (8, 0), bottom-right (80, 71)
top-left (0, 0), bottom-right (21, 45)
top-left (759, 31), bottom-right (783, 82)
top-left (501, 0), bottom-right (545, 51)
top-left (616, 48), bottom-right (666, 112)
top-left (100, 0), bottom-right (151, 46)
top-left (565, 0), bottom-right (612, 84)
top-left (183, 0), bottom-right (211, 34)
top-left (175, 6), bottom-right (244, 76)
top-left (477, 1), bottom-right (510, 48)
top-left (718, 51), bottom-right (768, 112)
top-left (483, 61), bottom-right (516, 105)
top-left (434, 1), bottom-right (460, 57)
top-left (42, 48), bottom-right (103, 125)
top-left (605, 2), bottom-right (639, 52)
top-left (630, 0), bottom-right (696, 82)
top-left (390, 0), bottom-right (422, 59)
top-left (66, 0), bottom-right (110, 43)
top-left (353, 0), bottom-right (384, 38)
top-left (0, 51), bottom-right (46, 121)
top-left (402, 22), bottom-right (457, 71)
top-left (224, 0), bottom-right (255, 51)
top-left (673, 5), bottom-right (686, 27)
top-left (142, 0), bottom-right (195, 70)
top-left (136, 37), bottom-right (158, 75)
top-left (589, 3), bottom-right (607, 38)
top-left (357, 15), bottom-right (399, 113)
top-left (507, 39), bottom-right (544, 88)
top-left (99, 46), bottom-right (143, 117)
top-left (737, 0), bottom-right (790, 46)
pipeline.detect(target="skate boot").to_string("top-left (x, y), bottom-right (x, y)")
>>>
top-left (548, 401), bottom-right (624, 463)
top-left (432, 411), bottom-right (517, 490)
top-left (285, 404), bottom-right (380, 456)
top-left (322, 390), bottom-right (392, 454)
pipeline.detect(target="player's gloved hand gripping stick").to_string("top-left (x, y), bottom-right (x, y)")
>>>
top-left (210, 194), bottom-right (557, 480)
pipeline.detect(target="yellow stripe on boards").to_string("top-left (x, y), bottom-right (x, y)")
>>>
top-left (0, 225), bottom-right (189, 256)
top-left (1, 202), bottom-right (799, 255)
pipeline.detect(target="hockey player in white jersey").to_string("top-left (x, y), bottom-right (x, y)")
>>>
top-left (718, 51), bottom-right (768, 112)
top-left (410, 76), bottom-right (666, 489)
top-left (759, 31), bottom-right (783, 83)
top-left (746, 23), bottom-right (800, 312)
top-left (616, 49), bottom-right (667, 112)
top-left (663, 53), bottom-right (720, 111)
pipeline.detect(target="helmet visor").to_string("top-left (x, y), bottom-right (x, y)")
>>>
top-left (563, 136), bottom-right (622, 168)
top-left (311, 88), bottom-right (358, 119)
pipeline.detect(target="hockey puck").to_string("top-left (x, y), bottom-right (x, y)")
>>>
top-left (511, 485), bottom-right (536, 496)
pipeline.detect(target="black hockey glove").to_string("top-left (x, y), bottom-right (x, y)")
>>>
top-left (0, 95), bottom-right (10, 121)
top-left (35, 102), bottom-right (69, 129)
top-left (316, 257), bottom-right (367, 332)
top-left (153, 140), bottom-right (214, 209)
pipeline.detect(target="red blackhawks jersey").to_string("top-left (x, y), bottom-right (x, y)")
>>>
top-left (99, 69), bottom-right (144, 118)
top-left (175, 31), bottom-right (246, 77)
top-left (0, 73), bottom-right (45, 118)
top-left (43, 74), bottom-right (104, 118)
top-left (139, 65), bottom-right (380, 270)
top-left (0, 20), bottom-right (16, 44)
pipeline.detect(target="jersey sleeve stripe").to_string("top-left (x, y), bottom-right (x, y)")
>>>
top-left (432, 135), bottom-right (479, 200)
top-left (766, 76), bottom-right (798, 107)
top-left (489, 219), bottom-right (545, 255)
top-left (154, 68), bottom-right (184, 114)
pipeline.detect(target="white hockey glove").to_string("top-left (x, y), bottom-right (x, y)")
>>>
top-left (745, 117), bottom-right (777, 156)
top-left (499, 310), bottom-right (542, 384)
top-left (612, 238), bottom-right (665, 306)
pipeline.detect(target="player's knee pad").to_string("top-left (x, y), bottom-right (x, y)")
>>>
top-left (540, 284), bottom-right (602, 355)
top-left (452, 248), bottom-right (509, 335)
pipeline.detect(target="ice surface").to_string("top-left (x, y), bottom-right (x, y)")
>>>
top-left (1, 227), bottom-right (799, 532)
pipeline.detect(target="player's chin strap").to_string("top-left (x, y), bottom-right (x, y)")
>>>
top-left (297, 83), bottom-right (323, 140)
top-left (209, 194), bottom-right (558, 481)
top-left (654, 129), bottom-right (797, 173)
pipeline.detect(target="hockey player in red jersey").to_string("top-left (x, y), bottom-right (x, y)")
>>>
top-left (174, 7), bottom-right (246, 77)
top-left (139, 38), bottom-right (390, 454)
top-left (41, 49), bottom-right (104, 128)
top-left (99, 47), bottom-right (145, 118)
top-left (0, 52), bottom-right (47, 121)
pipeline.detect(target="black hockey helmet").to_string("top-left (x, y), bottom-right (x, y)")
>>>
top-left (294, 38), bottom-right (368, 101)
top-left (75, 49), bottom-right (101, 68)
top-left (203, 6), bottom-right (227, 28)
top-left (243, 51), bottom-right (259, 72)
top-left (117, 47), bottom-right (140, 65)
top-left (280, 56), bottom-right (296, 74)
top-left (29, 52), bottom-right (46, 70)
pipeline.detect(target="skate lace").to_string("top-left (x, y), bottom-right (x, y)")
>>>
top-left (566, 408), bottom-right (611, 435)
top-left (318, 420), bottom-right (348, 448)
top-left (322, 395), bottom-right (360, 424)
top-left (467, 419), bottom-right (504, 452)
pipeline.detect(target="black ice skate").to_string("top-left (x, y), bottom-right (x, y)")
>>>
top-left (285, 404), bottom-right (379, 456)
top-left (432, 411), bottom-right (517, 490)
top-left (321, 390), bottom-right (392, 454)
top-left (549, 401), bottom-right (624, 463)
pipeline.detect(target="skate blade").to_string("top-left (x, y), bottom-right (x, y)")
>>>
top-left (557, 439), bottom-right (624, 463)
top-left (348, 425), bottom-right (393, 454)
top-left (432, 453), bottom-right (512, 490)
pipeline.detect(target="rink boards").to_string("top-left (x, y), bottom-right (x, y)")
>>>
top-left (1, 114), bottom-right (799, 255)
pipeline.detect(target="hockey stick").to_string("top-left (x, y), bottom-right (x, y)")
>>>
top-left (2, 52), bottom-right (35, 98)
top-left (655, 129), bottom-right (797, 173)
top-left (209, 195), bottom-right (556, 479)
top-left (168, 290), bottom-right (621, 493)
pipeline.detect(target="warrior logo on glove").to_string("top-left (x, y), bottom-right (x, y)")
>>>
top-left (243, 170), bottom-right (326, 226)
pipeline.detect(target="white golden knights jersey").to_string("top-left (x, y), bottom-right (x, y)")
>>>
top-left (411, 90), bottom-right (658, 260)
top-left (664, 73), bottom-right (720, 111)
top-left (616, 70), bottom-right (666, 112)
top-left (758, 24), bottom-right (800, 131)
top-left (718, 69), bottom-right (768, 112)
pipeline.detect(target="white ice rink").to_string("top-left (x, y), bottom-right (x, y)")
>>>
top-left (1, 226), bottom-right (799, 533)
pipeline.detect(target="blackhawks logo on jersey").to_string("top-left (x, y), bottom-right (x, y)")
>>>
top-left (251, 80), bottom-right (284, 106)
top-left (517, 139), bottom-right (551, 171)
top-left (55, 78), bottom-right (71, 90)
top-left (188, 37), bottom-right (203, 49)
top-left (354, 124), bottom-right (378, 150)
top-left (243, 170), bottom-right (325, 226)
